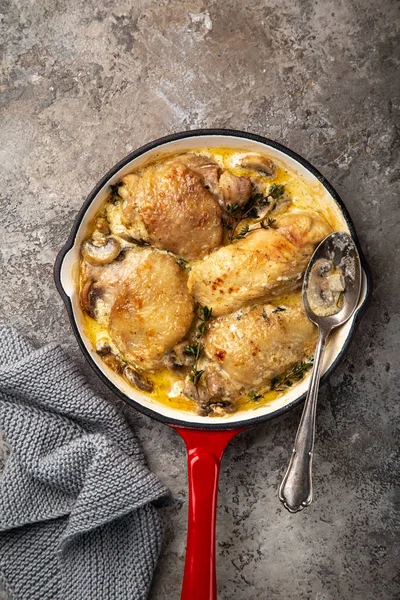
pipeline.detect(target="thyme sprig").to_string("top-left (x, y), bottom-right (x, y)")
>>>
top-left (233, 224), bottom-right (249, 240)
top-left (226, 184), bottom-right (285, 242)
top-left (271, 357), bottom-right (314, 392)
top-left (268, 183), bottom-right (285, 199)
top-left (183, 343), bottom-right (201, 358)
top-left (225, 192), bottom-right (271, 242)
top-left (272, 306), bottom-right (286, 313)
top-left (232, 217), bottom-right (277, 241)
top-left (189, 368), bottom-right (205, 386)
top-left (185, 306), bottom-right (212, 387)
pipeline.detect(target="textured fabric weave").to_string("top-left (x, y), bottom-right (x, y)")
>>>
top-left (0, 326), bottom-right (169, 600)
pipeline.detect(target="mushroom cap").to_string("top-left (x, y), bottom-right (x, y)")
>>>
top-left (81, 236), bottom-right (121, 265)
top-left (123, 365), bottom-right (154, 392)
top-left (234, 152), bottom-right (276, 176)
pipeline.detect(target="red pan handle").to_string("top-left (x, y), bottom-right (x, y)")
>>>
top-left (173, 427), bottom-right (244, 600)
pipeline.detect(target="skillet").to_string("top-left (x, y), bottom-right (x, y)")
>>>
top-left (54, 129), bottom-right (372, 600)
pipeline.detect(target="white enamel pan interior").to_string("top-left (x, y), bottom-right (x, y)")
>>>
top-left (55, 130), bottom-right (371, 430)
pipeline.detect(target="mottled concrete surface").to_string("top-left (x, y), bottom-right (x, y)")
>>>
top-left (1, 0), bottom-right (399, 598)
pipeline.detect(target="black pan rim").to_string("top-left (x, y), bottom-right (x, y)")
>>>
top-left (54, 128), bottom-right (373, 431)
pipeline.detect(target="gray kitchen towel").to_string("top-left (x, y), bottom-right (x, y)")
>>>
top-left (0, 326), bottom-right (169, 600)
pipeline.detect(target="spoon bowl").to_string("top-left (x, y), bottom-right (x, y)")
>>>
top-left (303, 232), bottom-right (362, 330)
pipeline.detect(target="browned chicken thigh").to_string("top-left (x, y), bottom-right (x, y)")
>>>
top-left (204, 302), bottom-right (317, 389)
top-left (80, 247), bottom-right (194, 371)
top-left (120, 160), bottom-right (223, 260)
top-left (184, 302), bottom-right (317, 411)
top-left (187, 212), bottom-right (331, 316)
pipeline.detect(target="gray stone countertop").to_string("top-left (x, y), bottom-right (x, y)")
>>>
top-left (1, 0), bottom-right (399, 598)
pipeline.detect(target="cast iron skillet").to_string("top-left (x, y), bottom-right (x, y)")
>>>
top-left (54, 129), bottom-right (372, 600)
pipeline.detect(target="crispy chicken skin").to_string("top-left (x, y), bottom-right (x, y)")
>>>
top-left (187, 212), bottom-right (331, 316)
top-left (121, 161), bottom-right (223, 260)
top-left (80, 248), bottom-right (194, 370)
top-left (203, 303), bottom-right (317, 392)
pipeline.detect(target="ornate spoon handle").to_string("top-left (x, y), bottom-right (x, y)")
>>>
top-left (279, 327), bottom-right (329, 512)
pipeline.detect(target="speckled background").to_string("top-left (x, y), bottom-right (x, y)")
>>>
top-left (1, 0), bottom-right (399, 598)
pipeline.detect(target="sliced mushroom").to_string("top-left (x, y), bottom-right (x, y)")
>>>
top-left (218, 170), bottom-right (252, 208)
top-left (80, 280), bottom-right (102, 318)
top-left (95, 337), bottom-right (113, 356)
top-left (235, 153), bottom-right (276, 177)
top-left (183, 377), bottom-right (210, 405)
top-left (269, 193), bottom-right (292, 215)
top-left (183, 371), bottom-right (238, 415)
top-left (102, 352), bottom-right (124, 373)
top-left (123, 365), bottom-right (154, 392)
top-left (195, 399), bottom-right (236, 417)
top-left (208, 401), bottom-right (236, 416)
top-left (163, 341), bottom-right (195, 371)
top-left (253, 195), bottom-right (292, 220)
top-left (255, 184), bottom-right (292, 218)
top-left (205, 367), bottom-right (242, 400)
top-left (183, 364), bottom-right (241, 407)
top-left (81, 236), bottom-right (122, 265)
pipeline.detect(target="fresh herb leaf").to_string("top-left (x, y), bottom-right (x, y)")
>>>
top-left (269, 183), bottom-right (285, 199)
top-left (188, 306), bottom-right (213, 389)
top-left (260, 217), bottom-right (277, 229)
top-left (248, 390), bottom-right (263, 401)
top-left (199, 305), bottom-right (212, 322)
top-left (226, 191), bottom-right (271, 241)
top-left (271, 357), bottom-right (314, 391)
top-left (244, 193), bottom-right (270, 218)
top-left (198, 306), bottom-right (212, 335)
top-left (272, 306), bottom-right (286, 313)
top-left (233, 224), bottom-right (249, 241)
top-left (189, 369), bottom-right (205, 386)
top-left (224, 183), bottom-right (286, 242)
top-left (248, 192), bottom-right (270, 208)
top-left (184, 343), bottom-right (201, 357)
top-left (226, 203), bottom-right (240, 215)
top-left (271, 375), bottom-right (280, 388)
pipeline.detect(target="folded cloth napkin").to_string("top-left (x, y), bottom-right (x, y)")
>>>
top-left (0, 326), bottom-right (169, 600)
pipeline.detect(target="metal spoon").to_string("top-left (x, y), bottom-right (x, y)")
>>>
top-left (279, 232), bottom-right (362, 513)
